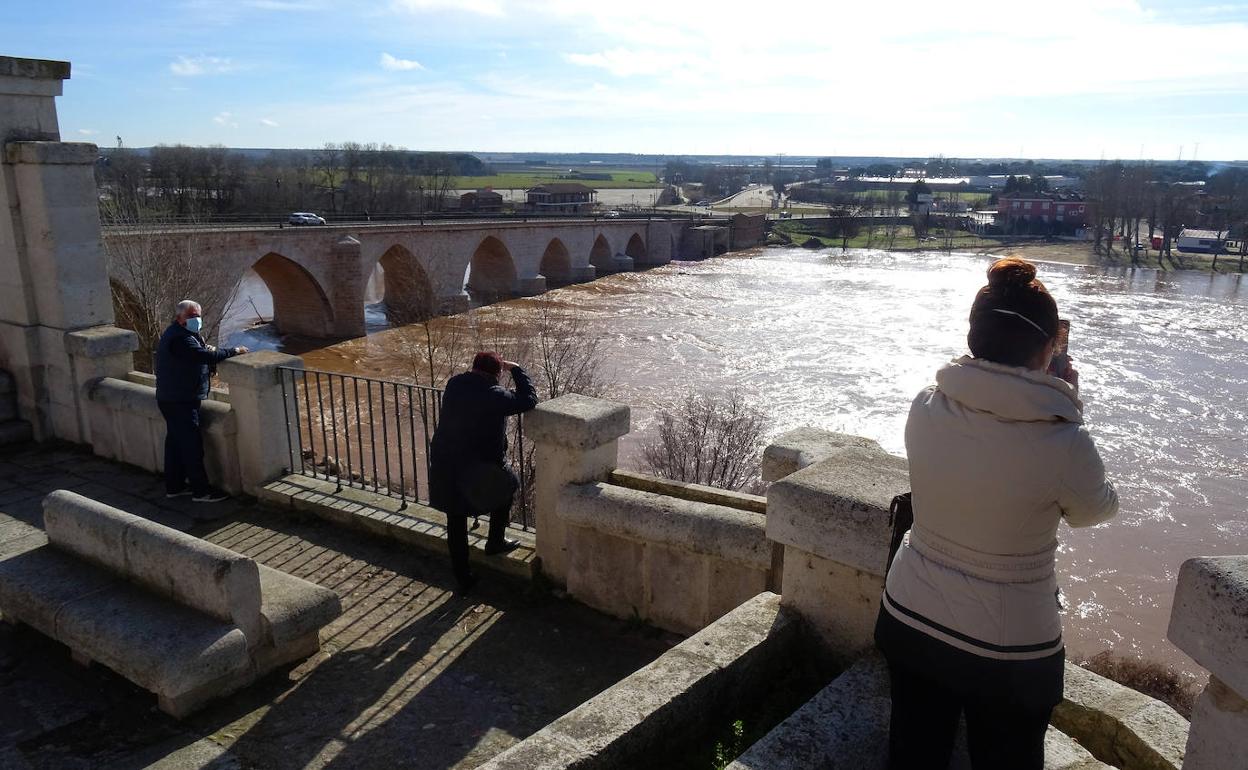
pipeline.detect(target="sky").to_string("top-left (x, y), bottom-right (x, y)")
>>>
top-left (7, 0), bottom-right (1248, 160)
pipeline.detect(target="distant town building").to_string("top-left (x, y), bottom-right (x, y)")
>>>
top-left (526, 183), bottom-right (597, 214)
top-left (460, 188), bottom-right (504, 213)
top-left (1176, 228), bottom-right (1227, 254)
top-left (995, 193), bottom-right (1089, 235)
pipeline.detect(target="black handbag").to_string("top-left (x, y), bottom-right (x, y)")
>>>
top-left (885, 492), bottom-right (913, 574)
top-left (457, 461), bottom-right (518, 515)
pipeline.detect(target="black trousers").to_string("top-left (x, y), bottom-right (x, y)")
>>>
top-left (446, 503), bottom-right (511, 584)
top-left (875, 607), bottom-right (1063, 770)
top-left (158, 400), bottom-right (210, 496)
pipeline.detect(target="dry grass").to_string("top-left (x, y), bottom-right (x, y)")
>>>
top-left (1076, 651), bottom-right (1201, 718)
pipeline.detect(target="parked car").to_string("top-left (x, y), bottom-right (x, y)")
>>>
top-left (604, 210), bottom-right (621, 218)
top-left (288, 212), bottom-right (327, 226)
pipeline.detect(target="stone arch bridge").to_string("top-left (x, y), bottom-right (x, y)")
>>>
top-left (103, 218), bottom-right (676, 339)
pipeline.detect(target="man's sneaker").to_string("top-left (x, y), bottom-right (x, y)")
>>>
top-left (165, 490), bottom-right (193, 499)
top-left (192, 490), bottom-right (230, 503)
top-left (484, 538), bottom-right (521, 556)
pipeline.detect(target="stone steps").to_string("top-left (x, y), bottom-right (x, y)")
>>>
top-left (257, 473), bottom-right (537, 582)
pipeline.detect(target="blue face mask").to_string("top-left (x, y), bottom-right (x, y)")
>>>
top-left (185, 316), bottom-right (203, 333)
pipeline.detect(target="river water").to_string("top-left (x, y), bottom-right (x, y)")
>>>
top-left (232, 247), bottom-right (1248, 674)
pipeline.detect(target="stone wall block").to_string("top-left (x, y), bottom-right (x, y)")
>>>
top-left (762, 427), bottom-right (885, 482)
top-left (1184, 676), bottom-right (1247, 770)
top-left (565, 524), bottom-right (645, 620)
top-left (526, 393), bottom-right (630, 451)
top-left (767, 447), bottom-right (908, 577)
top-left (1168, 556), bottom-right (1248, 696)
top-left (218, 351), bottom-right (304, 494)
top-left (644, 544), bottom-right (709, 635)
top-left (781, 551), bottom-right (885, 661)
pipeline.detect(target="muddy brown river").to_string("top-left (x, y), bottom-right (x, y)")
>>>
top-left (226, 247), bottom-right (1247, 676)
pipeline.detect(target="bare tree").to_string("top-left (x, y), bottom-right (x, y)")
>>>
top-left (640, 390), bottom-right (768, 492)
top-left (102, 199), bottom-right (242, 371)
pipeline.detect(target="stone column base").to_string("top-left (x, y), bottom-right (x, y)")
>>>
top-left (437, 292), bottom-right (471, 315)
top-left (567, 266), bottom-right (597, 283)
top-left (610, 256), bottom-right (635, 272)
top-left (516, 276), bottom-right (547, 296)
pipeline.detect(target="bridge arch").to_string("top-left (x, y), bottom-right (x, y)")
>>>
top-left (589, 234), bottom-right (613, 273)
top-left (374, 244), bottom-right (435, 325)
top-left (539, 238), bottom-right (573, 285)
top-left (252, 252), bottom-right (335, 337)
top-left (625, 232), bottom-right (647, 262)
top-left (465, 235), bottom-right (517, 304)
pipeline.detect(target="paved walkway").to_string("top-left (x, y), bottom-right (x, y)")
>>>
top-left (0, 443), bottom-right (672, 769)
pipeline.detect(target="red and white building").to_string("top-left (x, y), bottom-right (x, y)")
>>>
top-left (996, 194), bottom-right (1090, 235)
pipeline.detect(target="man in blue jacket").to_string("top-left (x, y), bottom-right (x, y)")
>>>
top-left (429, 352), bottom-right (538, 592)
top-left (155, 300), bottom-right (248, 502)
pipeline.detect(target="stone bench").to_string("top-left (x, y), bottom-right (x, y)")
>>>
top-left (0, 490), bottom-right (341, 717)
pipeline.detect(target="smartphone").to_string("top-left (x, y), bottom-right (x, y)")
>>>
top-left (1048, 319), bottom-right (1071, 377)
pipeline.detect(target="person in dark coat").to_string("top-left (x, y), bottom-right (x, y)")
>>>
top-left (429, 351), bottom-right (538, 591)
top-left (154, 300), bottom-right (248, 502)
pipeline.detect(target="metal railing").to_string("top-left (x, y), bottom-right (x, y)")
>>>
top-left (279, 366), bottom-right (532, 527)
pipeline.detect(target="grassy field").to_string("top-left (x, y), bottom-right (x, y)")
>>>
top-left (774, 221), bottom-right (1003, 251)
top-left (457, 169), bottom-right (660, 190)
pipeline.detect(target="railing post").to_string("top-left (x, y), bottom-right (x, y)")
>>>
top-left (218, 351), bottom-right (304, 495)
top-left (523, 394), bottom-right (630, 587)
top-left (1168, 556), bottom-right (1248, 769)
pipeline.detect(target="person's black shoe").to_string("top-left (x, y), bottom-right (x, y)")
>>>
top-left (165, 489), bottom-right (193, 499)
top-left (455, 573), bottom-right (480, 595)
top-left (484, 538), bottom-right (521, 556)
top-left (192, 489), bottom-right (230, 503)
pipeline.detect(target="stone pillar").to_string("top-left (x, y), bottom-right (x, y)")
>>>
top-left (65, 325), bottom-right (138, 444)
top-left (762, 427), bottom-right (884, 482)
top-left (330, 235), bottom-right (366, 338)
top-left (766, 444), bottom-right (908, 663)
top-left (516, 275), bottom-right (547, 296)
top-left (610, 255), bottom-right (635, 272)
top-left (218, 351), bottom-right (304, 495)
top-left (641, 220), bottom-right (673, 267)
top-left (1168, 556), bottom-right (1248, 770)
top-left (524, 394), bottom-right (630, 586)
top-left (567, 265), bottom-right (597, 283)
top-left (437, 291), bottom-right (471, 315)
top-left (0, 56), bottom-right (121, 443)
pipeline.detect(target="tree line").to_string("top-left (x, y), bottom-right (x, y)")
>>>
top-left (1085, 163), bottom-right (1248, 268)
top-left (97, 142), bottom-right (489, 221)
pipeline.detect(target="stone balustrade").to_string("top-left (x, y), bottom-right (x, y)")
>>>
top-left (1167, 555), bottom-right (1248, 770)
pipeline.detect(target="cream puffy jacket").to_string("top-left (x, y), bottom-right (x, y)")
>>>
top-left (883, 356), bottom-right (1119, 660)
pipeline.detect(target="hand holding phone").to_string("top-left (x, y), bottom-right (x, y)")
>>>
top-left (1048, 319), bottom-right (1072, 380)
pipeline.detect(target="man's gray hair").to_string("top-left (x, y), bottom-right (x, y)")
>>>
top-left (175, 300), bottom-right (201, 316)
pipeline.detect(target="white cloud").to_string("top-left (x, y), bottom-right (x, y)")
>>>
top-left (380, 52), bottom-right (425, 72)
top-left (212, 111), bottom-right (239, 128)
top-left (170, 55), bottom-right (235, 77)
top-left (76, 128), bottom-right (99, 136)
top-left (260, 117), bottom-right (280, 127)
top-left (563, 49), bottom-right (673, 78)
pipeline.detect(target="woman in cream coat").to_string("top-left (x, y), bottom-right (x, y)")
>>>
top-left (875, 257), bottom-right (1118, 769)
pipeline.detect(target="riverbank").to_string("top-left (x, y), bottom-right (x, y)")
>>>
top-left (772, 220), bottom-right (1247, 273)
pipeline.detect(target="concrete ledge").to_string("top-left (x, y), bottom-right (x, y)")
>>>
top-left (1052, 662), bottom-right (1187, 770)
top-left (1167, 555), bottom-right (1248, 695)
top-left (217, 350), bottom-right (303, 391)
top-left (766, 447), bottom-right (908, 577)
top-left (64, 325), bottom-right (139, 358)
top-left (480, 592), bottom-right (800, 770)
top-left (5, 141), bottom-right (98, 165)
top-left (526, 394), bottom-right (630, 450)
top-left (762, 427), bottom-right (884, 482)
top-left (608, 470), bottom-right (766, 514)
top-left (257, 564), bottom-right (342, 647)
top-left (730, 655), bottom-right (1111, 770)
top-left (0, 56), bottom-right (71, 80)
top-left (125, 370), bottom-right (230, 403)
top-left (258, 474), bottom-right (536, 581)
top-left (559, 482), bottom-right (770, 569)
